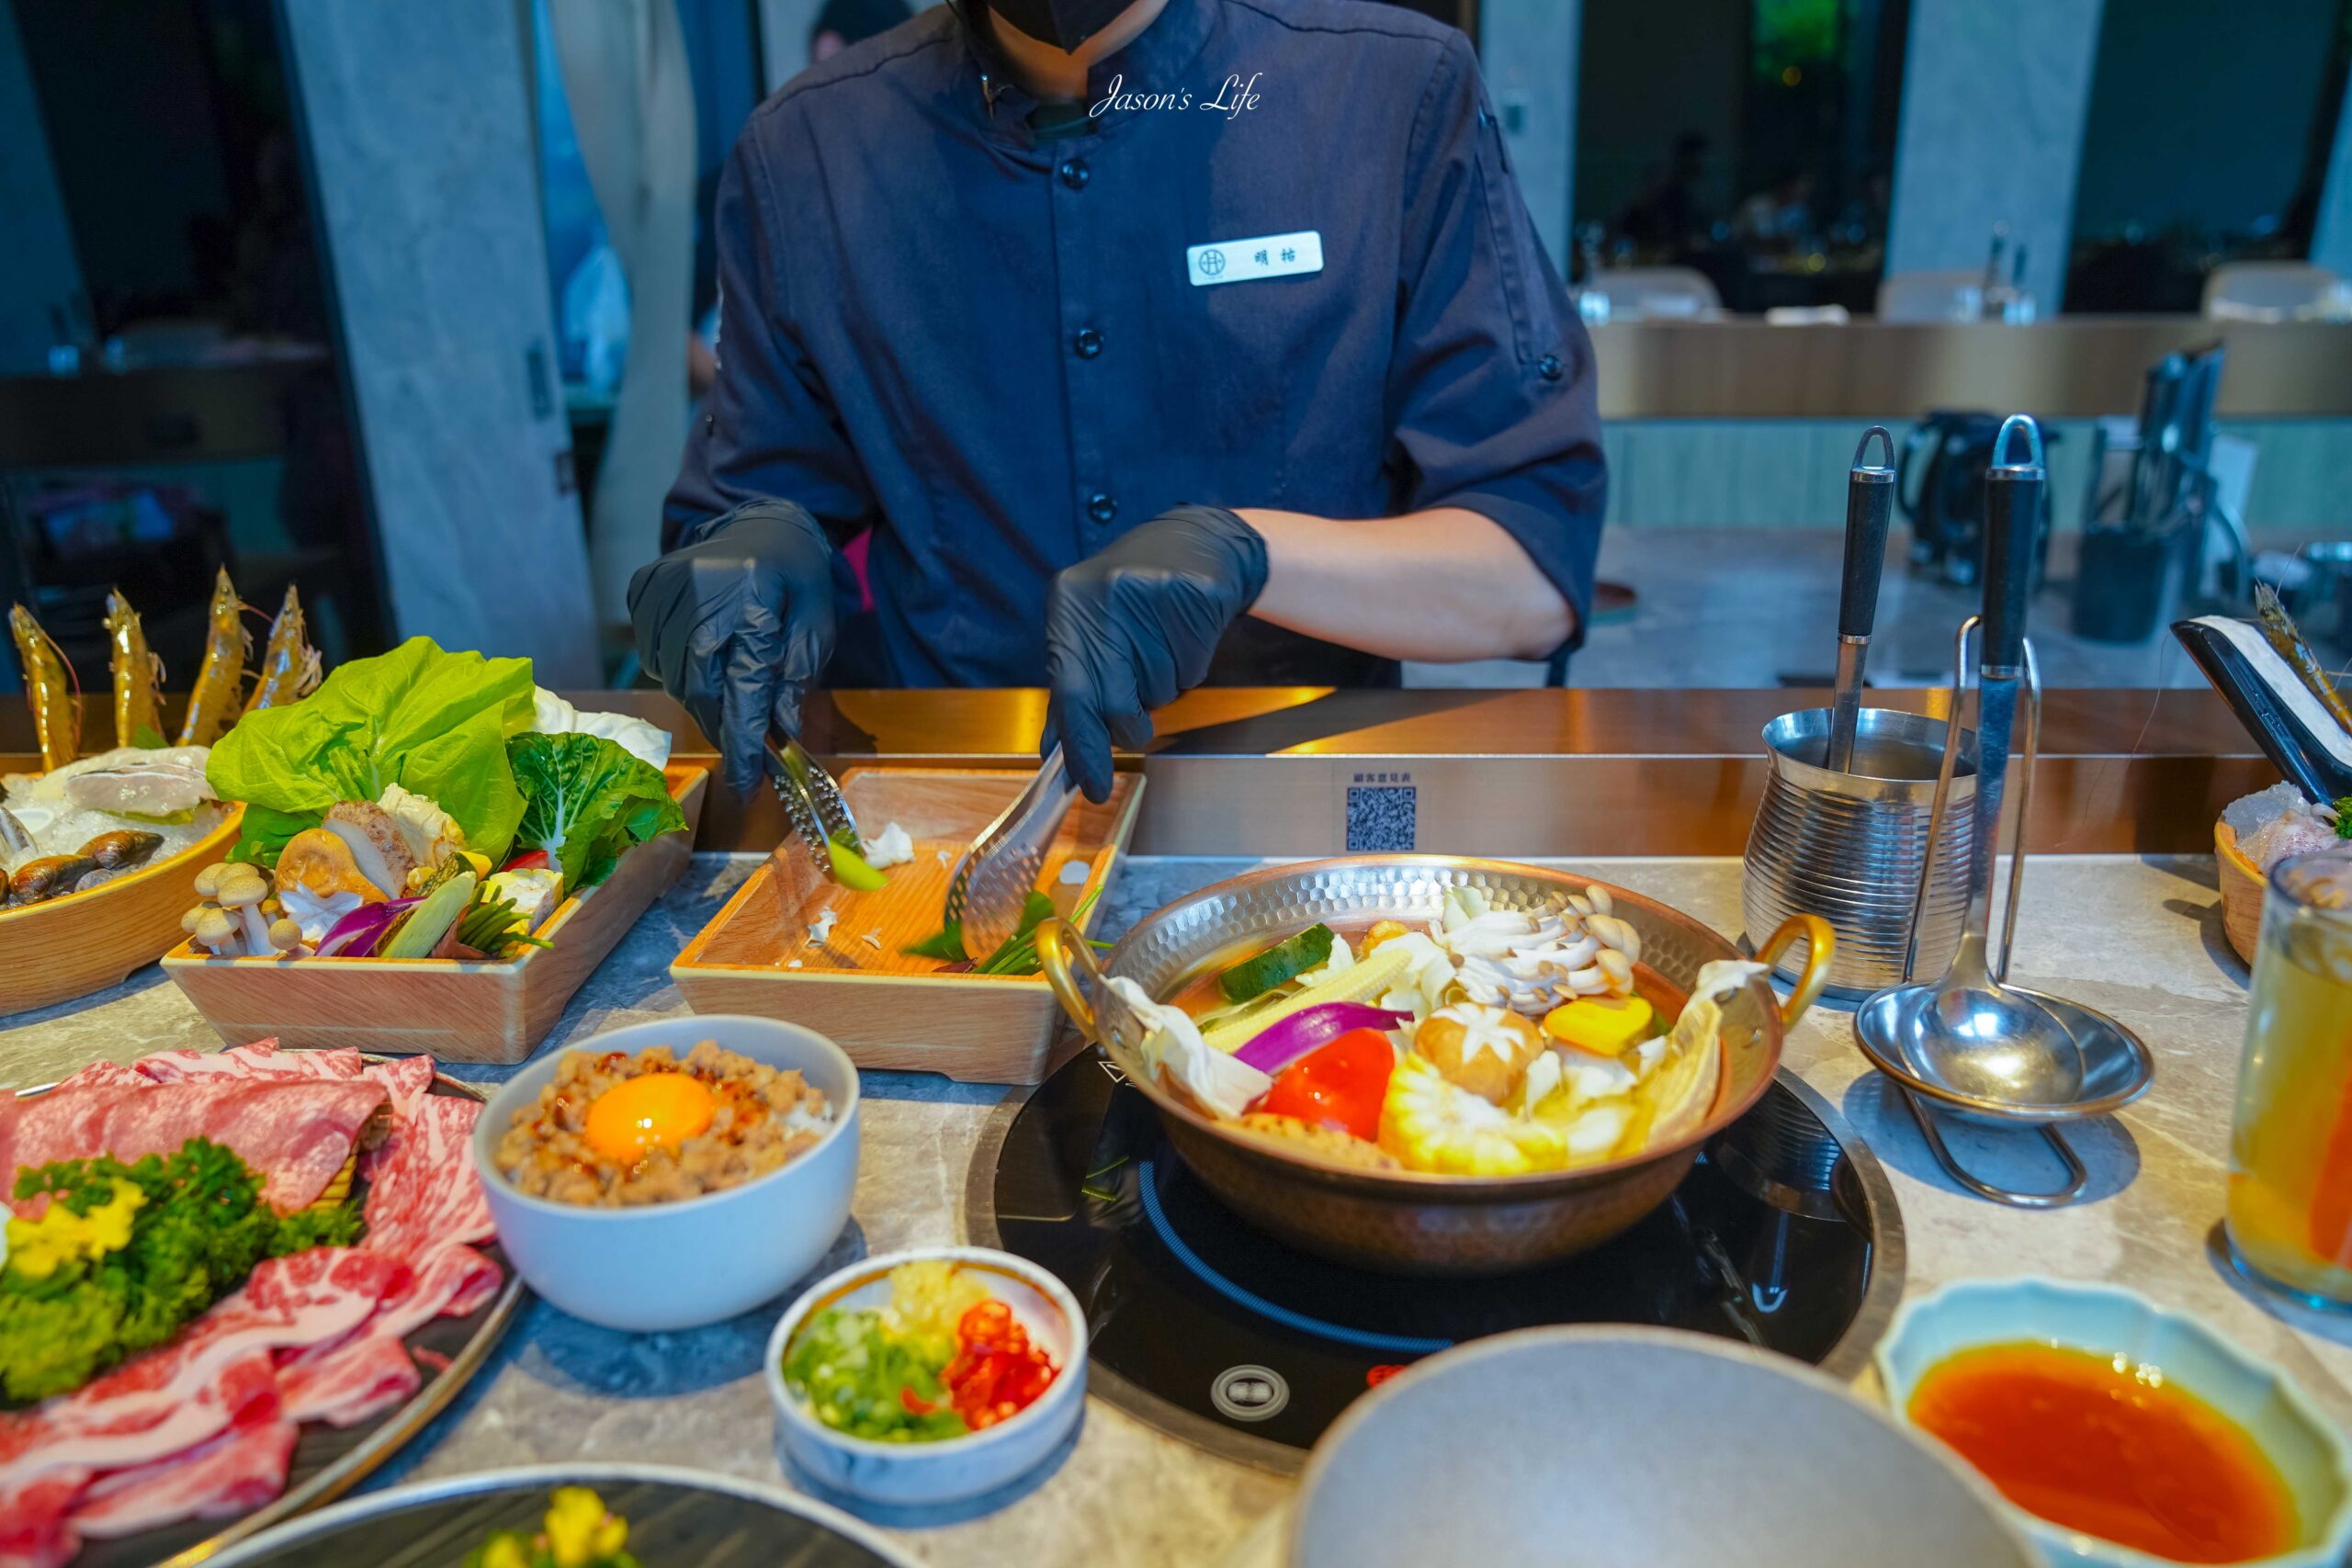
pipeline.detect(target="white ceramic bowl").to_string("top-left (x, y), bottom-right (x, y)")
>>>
top-left (472, 1014), bottom-right (859, 1332)
top-left (765, 1246), bottom-right (1087, 1506)
top-left (1878, 1279), bottom-right (2352, 1568)
top-left (1291, 1325), bottom-right (2037, 1568)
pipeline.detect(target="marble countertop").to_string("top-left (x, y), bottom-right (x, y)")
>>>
top-left (4, 851), bottom-right (2343, 1566)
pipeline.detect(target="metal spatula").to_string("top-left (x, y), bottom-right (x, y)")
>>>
top-left (944, 745), bottom-right (1081, 961)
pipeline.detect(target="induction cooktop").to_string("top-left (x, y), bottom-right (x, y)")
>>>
top-left (966, 1048), bottom-right (1905, 1472)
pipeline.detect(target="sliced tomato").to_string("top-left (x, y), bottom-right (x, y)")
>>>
top-left (1250, 1029), bottom-right (1396, 1143)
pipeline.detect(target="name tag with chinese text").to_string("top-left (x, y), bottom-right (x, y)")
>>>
top-left (1186, 231), bottom-right (1323, 288)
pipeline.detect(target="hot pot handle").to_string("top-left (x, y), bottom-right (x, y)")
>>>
top-left (1755, 914), bottom-right (1837, 1026)
top-left (1036, 918), bottom-right (1103, 1043)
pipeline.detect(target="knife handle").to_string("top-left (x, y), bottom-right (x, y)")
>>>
top-left (1840, 426), bottom-right (1895, 639)
top-left (1983, 418), bottom-right (2043, 672)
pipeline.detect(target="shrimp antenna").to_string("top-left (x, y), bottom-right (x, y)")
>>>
top-left (31, 613), bottom-right (84, 728)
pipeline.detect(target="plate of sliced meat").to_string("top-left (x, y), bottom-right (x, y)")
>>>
top-left (0, 1041), bottom-right (525, 1568)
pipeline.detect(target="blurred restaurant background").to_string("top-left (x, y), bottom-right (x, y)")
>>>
top-left (1, 0), bottom-right (2347, 696)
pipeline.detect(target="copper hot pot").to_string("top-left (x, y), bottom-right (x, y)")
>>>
top-left (1038, 855), bottom-right (1832, 1276)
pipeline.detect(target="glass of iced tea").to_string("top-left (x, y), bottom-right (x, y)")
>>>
top-left (2227, 848), bottom-right (2352, 1310)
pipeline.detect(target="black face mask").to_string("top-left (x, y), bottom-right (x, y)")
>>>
top-left (982, 0), bottom-right (1135, 53)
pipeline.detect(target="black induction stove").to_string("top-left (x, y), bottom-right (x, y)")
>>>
top-left (966, 1048), bottom-right (1905, 1472)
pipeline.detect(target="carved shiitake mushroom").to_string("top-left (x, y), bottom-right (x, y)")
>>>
top-left (1413, 1004), bottom-right (1545, 1105)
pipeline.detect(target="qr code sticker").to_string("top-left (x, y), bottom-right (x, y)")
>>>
top-left (1346, 785), bottom-right (1417, 852)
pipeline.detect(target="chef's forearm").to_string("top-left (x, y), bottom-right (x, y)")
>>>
top-left (1237, 507), bottom-right (1577, 662)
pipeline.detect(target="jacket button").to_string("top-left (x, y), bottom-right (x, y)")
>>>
top-left (1073, 327), bottom-right (1103, 360)
top-left (1538, 352), bottom-right (1565, 381)
top-left (1059, 158), bottom-right (1091, 190)
top-left (1088, 492), bottom-right (1118, 525)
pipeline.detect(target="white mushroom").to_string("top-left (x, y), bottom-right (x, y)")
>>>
top-left (266, 917), bottom-right (304, 953)
top-left (213, 865), bottom-right (274, 953)
top-left (1588, 915), bottom-right (1641, 964)
top-left (191, 905), bottom-right (240, 954)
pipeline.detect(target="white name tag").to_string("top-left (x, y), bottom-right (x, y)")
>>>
top-left (1187, 231), bottom-right (1324, 288)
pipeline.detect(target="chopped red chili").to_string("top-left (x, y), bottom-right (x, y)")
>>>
top-left (944, 1299), bottom-right (1057, 1429)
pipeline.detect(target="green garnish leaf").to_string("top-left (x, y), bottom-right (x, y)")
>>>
top-left (904, 888), bottom-right (1104, 976)
top-left (901, 924), bottom-right (967, 963)
top-left (227, 804), bottom-right (319, 868)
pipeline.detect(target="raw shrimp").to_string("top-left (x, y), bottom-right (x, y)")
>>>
top-left (8, 604), bottom-right (78, 772)
top-left (244, 583), bottom-right (322, 712)
top-left (102, 589), bottom-right (164, 749)
top-left (2256, 582), bottom-right (2352, 738)
top-left (176, 568), bottom-right (250, 747)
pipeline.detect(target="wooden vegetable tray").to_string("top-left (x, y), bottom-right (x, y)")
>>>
top-left (2216, 818), bottom-right (2265, 967)
top-left (0, 805), bottom-right (246, 1017)
top-left (671, 766), bottom-right (1144, 1084)
top-left (160, 766), bottom-right (708, 1063)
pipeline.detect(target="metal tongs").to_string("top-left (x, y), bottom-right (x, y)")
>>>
top-left (944, 744), bottom-right (1081, 961)
top-left (764, 730), bottom-right (865, 873)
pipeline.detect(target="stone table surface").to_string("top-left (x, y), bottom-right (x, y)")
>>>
top-left (3, 851), bottom-right (2343, 1566)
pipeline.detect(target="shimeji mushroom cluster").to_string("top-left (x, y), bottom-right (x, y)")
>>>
top-left (183, 861), bottom-right (303, 957)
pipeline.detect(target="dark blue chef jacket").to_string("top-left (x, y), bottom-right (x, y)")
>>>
top-left (662, 0), bottom-right (1605, 688)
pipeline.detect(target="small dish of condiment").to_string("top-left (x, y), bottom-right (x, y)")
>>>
top-left (764, 1247), bottom-right (1087, 1506)
top-left (1879, 1280), bottom-right (2352, 1566)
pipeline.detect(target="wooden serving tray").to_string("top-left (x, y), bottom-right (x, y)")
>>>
top-left (671, 766), bottom-right (1144, 1084)
top-left (160, 767), bottom-right (708, 1063)
top-left (0, 805), bottom-right (246, 1017)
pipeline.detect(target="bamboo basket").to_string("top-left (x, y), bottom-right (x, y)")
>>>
top-left (671, 767), bottom-right (1143, 1084)
top-left (0, 806), bottom-right (245, 1016)
top-left (161, 767), bottom-right (707, 1062)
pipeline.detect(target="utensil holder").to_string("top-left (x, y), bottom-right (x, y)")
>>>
top-left (1743, 708), bottom-right (1979, 998)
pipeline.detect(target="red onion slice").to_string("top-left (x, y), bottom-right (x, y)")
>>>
top-left (1234, 1002), bottom-right (1412, 1074)
top-left (314, 897), bottom-right (419, 958)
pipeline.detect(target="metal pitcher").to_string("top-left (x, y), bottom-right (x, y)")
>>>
top-left (1742, 706), bottom-right (1977, 998)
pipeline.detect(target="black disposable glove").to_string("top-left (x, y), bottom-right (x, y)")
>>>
top-left (628, 500), bottom-right (835, 797)
top-left (1043, 504), bottom-right (1269, 802)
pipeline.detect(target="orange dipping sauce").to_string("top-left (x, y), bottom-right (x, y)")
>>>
top-left (1908, 1343), bottom-right (2298, 1564)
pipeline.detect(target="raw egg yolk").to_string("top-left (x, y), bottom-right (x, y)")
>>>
top-left (583, 1073), bottom-right (717, 1164)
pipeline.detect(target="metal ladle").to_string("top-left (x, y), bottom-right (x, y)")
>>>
top-left (1853, 415), bottom-right (2153, 1206)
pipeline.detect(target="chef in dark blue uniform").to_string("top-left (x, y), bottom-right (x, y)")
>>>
top-left (631, 0), bottom-right (1604, 800)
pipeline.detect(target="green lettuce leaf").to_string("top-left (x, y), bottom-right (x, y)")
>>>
top-left (507, 731), bottom-right (685, 889)
top-left (205, 637), bottom-right (536, 864)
